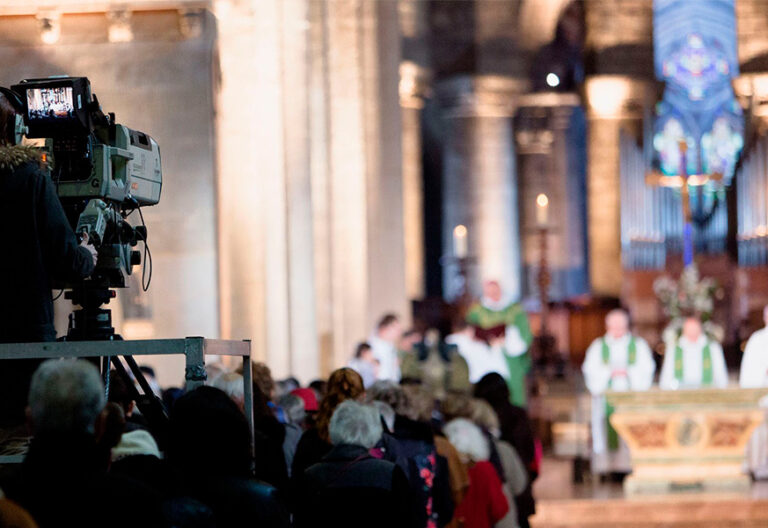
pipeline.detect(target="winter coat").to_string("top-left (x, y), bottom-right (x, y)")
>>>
top-left (294, 443), bottom-right (415, 528)
top-left (0, 146), bottom-right (94, 426)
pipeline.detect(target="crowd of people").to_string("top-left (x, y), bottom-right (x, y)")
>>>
top-left (0, 329), bottom-right (540, 528)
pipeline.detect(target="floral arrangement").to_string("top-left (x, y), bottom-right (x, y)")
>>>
top-left (653, 263), bottom-right (724, 343)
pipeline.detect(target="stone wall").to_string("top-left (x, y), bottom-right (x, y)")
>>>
top-left (0, 10), bottom-right (218, 387)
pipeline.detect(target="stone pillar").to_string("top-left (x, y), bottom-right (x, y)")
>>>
top-left (217, 0), bottom-right (405, 379)
top-left (439, 75), bottom-right (527, 301)
top-left (516, 93), bottom-right (589, 301)
top-left (399, 61), bottom-right (430, 301)
top-left (215, 0), bottom-right (287, 373)
top-left (584, 0), bottom-right (654, 297)
top-left (584, 76), bottom-right (650, 297)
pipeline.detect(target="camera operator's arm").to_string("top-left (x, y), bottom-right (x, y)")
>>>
top-left (36, 173), bottom-right (97, 280)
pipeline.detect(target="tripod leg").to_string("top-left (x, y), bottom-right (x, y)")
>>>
top-left (111, 356), bottom-right (169, 450)
top-left (123, 355), bottom-right (158, 402)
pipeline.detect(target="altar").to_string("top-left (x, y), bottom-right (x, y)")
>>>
top-left (607, 388), bottom-right (768, 495)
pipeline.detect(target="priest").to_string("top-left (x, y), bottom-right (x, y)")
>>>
top-left (740, 305), bottom-right (768, 479)
top-left (446, 321), bottom-right (509, 384)
top-left (659, 316), bottom-right (728, 390)
top-left (582, 309), bottom-right (655, 475)
top-left (466, 280), bottom-right (532, 406)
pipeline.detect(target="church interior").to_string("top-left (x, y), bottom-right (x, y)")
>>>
top-left (6, 0), bottom-right (768, 526)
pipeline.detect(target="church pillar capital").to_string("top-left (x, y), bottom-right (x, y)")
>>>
top-left (733, 73), bottom-right (768, 135)
top-left (435, 74), bottom-right (530, 118)
top-left (399, 61), bottom-right (431, 110)
top-left (584, 75), bottom-right (654, 121)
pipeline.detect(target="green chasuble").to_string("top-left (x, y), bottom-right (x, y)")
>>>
top-left (466, 301), bottom-right (533, 406)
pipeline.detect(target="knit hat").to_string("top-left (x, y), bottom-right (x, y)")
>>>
top-left (291, 388), bottom-right (319, 412)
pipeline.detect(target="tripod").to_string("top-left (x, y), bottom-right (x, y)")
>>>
top-left (60, 283), bottom-right (169, 447)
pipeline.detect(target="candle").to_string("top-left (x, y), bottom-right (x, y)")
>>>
top-left (536, 193), bottom-right (549, 226)
top-left (453, 224), bottom-right (468, 259)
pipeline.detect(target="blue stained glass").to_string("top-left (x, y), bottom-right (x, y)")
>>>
top-left (701, 116), bottom-right (743, 178)
top-left (653, 117), bottom-right (697, 176)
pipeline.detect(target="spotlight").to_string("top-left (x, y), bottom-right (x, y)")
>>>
top-left (108, 10), bottom-right (133, 43)
top-left (546, 72), bottom-right (560, 88)
top-left (37, 13), bottom-right (61, 45)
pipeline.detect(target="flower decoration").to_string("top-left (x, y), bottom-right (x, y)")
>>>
top-left (653, 263), bottom-right (724, 343)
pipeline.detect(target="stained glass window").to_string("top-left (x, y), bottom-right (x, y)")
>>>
top-left (653, 117), bottom-right (697, 176)
top-left (701, 115), bottom-right (744, 178)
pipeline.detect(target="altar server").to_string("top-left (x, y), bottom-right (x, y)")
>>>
top-left (740, 305), bottom-right (768, 479)
top-left (660, 316), bottom-right (728, 390)
top-left (582, 309), bottom-right (655, 475)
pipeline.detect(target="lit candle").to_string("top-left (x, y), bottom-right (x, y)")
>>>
top-left (536, 193), bottom-right (549, 226)
top-left (453, 224), bottom-right (468, 259)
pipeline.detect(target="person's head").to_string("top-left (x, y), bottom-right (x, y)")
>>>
top-left (309, 379), bottom-right (327, 401)
top-left (367, 380), bottom-right (406, 415)
top-left (291, 387), bottom-right (319, 413)
top-left (107, 369), bottom-right (135, 418)
top-left (329, 400), bottom-right (383, 449)
top-left (139, 365), bottom-right (156, 380)
top-left (138, 364), bottom-right (162, 397)
top-left (605, 309), bottom-right (630, 339)
top-left (279, 393), bottom-right (306, 426)
top-left (355, 342), bottom-right (373, 361)
top-left (210, 372), bottom-right (245, 411)
top-left (682, 316), bottom-right (703, 342)
top-left (376, 313), bottom-right (402, 342)
top-left (440, 393), bottom-right (473, 422)
top-left (469, 398), bottom-right (500, 437)
top-left (371, 400), bottom-right (396, 432)
top-left (401, 384), bottom-right (434, 423)
top-left (473, 372), bottom-right (511, 410)
top-left (168, 386), bottom-right (251, 478)
top-left (251, 362), bottom-right (276, 401)
top-left (315, 368), bottom-right (365, 442)
top-left (483, 280), bottom-right (502, 303)
top-left (28, 359), bottom-right (105, 436)
top-left (763, 305), bottom-right (768, 327)
top-left (205, 361), bottom-right (226, 384)
top-left (275, 377), bottom-right (300, 399)
top-left (444, 418), bottom-right (490, 464)
top-left (399, 329), bottom-right (423, 351)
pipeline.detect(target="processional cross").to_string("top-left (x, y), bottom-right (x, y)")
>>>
top-left (646, 140), bottom-right (722, 266)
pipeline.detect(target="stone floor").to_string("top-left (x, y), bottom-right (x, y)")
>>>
top-left (531, 457), bottom-right (768, 527)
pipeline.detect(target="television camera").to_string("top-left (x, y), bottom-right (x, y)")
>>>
top-left (4, 76), bottom-right (168, 441)
top-left (8, 76), bottom-right (162, 340)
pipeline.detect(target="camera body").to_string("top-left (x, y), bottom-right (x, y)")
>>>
top-left (11, 76), bottom-right (162, 289)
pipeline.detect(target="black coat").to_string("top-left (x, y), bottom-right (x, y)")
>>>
top-left (0, 147), bottom-right (95, 342)
top-left (0, 148), bottom-right (95, 426)
top-left (2, 433), bottom-right (165, 528)
top-left (294, 443), bottom-right (415, 528)
top-left (475, 373), bottom-right (538, 523)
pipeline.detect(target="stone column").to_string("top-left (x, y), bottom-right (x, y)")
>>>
top-left (215, 0), bottom-right (285, 372)
top-left (399, 61), bottom-right (430, 301)
top-left (584, 0), bottom-right (654, 297)
top-left (216, 0), bottom-right (405, 379)
top-left (516, 93), bottom-right (589, 301)
top-left (439, 75), bottom-right (528, 301)
top-left (584, 76), bottom-right (650, 296)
